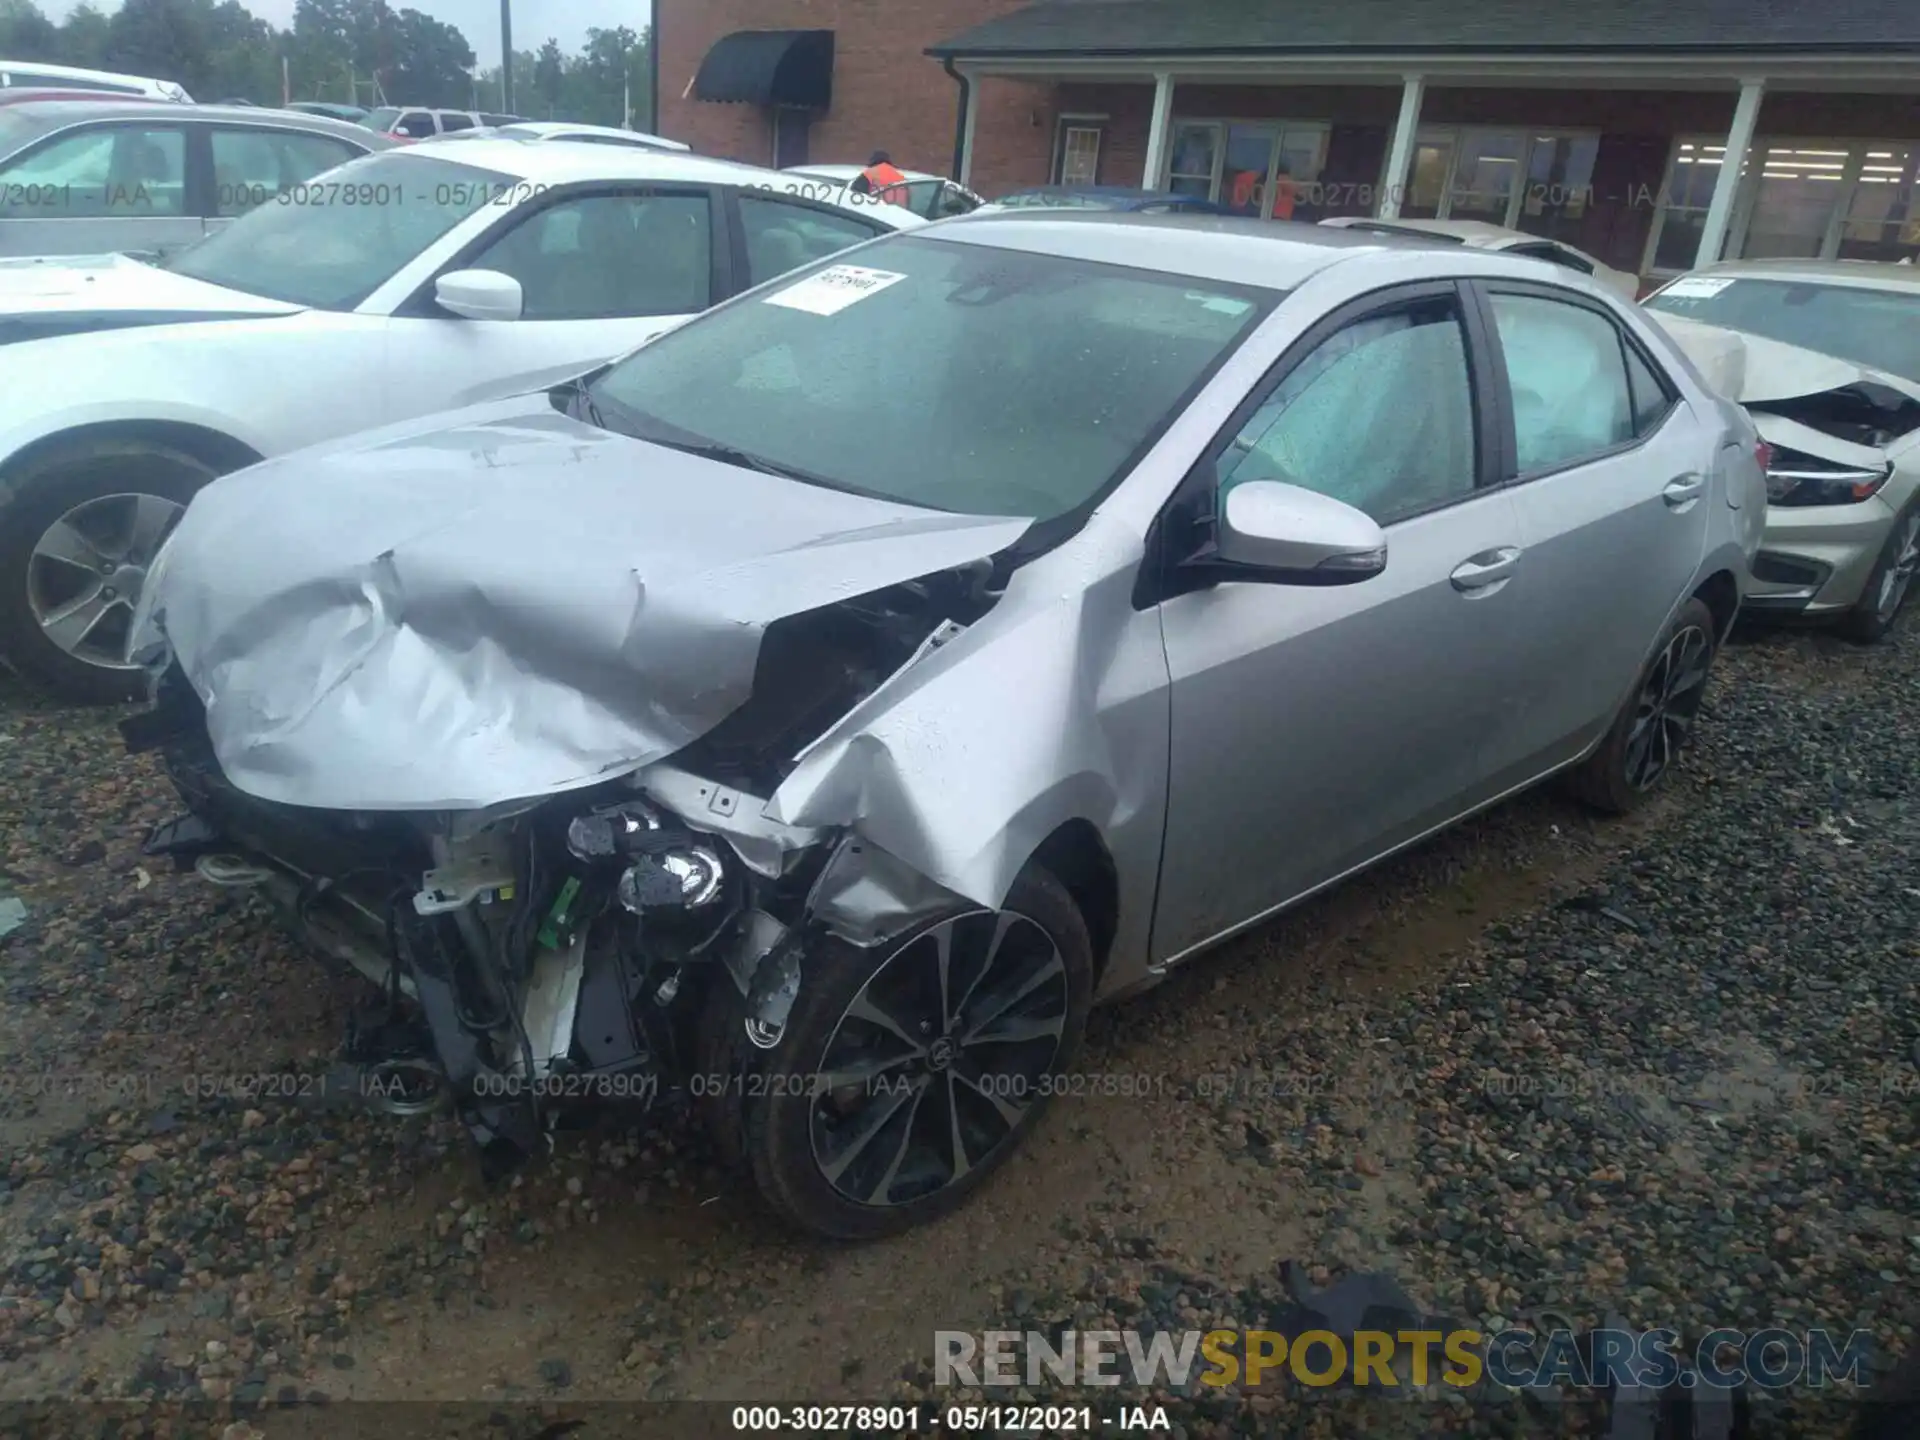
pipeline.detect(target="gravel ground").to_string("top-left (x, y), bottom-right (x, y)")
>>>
top-left (0, 612), bottom-right (1915, 1440)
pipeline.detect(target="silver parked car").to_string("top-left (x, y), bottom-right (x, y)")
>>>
top-left (0, 100), bottom-right (393, 258)
top-left (1643, 260), bottom-right (1920, 641)
top-left (125, 216), bottom-right (1764, 1239)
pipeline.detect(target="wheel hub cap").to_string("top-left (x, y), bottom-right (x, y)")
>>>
top-left (809, 909), bottom-right (1069, 1209)
top-left (1875, 514), bottom-right (1920, 622)
top-left (26, 492), bottom-right (183, 671)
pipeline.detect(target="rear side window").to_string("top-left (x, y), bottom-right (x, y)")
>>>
top-left (1488, 292), bottom-right (1639, 473)
top-left (738, 194), bottom-right (885, 285)
top-left (1623, 340), bottom-right (1676, 435)
top-left (439, 113), bottom-right (476, 133)
top-left (210, 128), bottom-right (361, 214)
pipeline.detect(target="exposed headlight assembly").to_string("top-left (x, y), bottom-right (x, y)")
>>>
top-left (1764, 445), bottom-right (1892, 507)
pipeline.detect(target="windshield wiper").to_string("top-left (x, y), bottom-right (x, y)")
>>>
top-left (559, 374), bottom-right (609, 430)
top-left (639, 432), bottom-right (821, 483)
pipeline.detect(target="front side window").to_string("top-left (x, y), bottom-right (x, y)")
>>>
top-left (468, 190), bottom-right (713, 320)
top-left (1219, 297), bottom-right (1478, 526)
top-left (164, 151), bottom-right (505, 309)
top-left (738, 194), bottom-right (883, 285)
top-left (587, 234), bottom-right (1274, 520)
top-left (439, 113), bottom-right (476, 133)
top-left (0, 124), bottom-right (185, 217)
top-left (395, 111), bottom-right (437, 138)
top-left (1489, 292), bottom-right (1635, 473)
top-left (1645, 277), bottom-right (1920, 384)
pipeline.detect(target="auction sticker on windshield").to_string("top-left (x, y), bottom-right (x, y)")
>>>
top-left (765, 264), bottom-right (906, 316)
top-left (1659, 276), bottom-right (1736, 299)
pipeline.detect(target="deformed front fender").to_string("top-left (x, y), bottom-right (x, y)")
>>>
top-left (765, 537), bottom-right (1169, 987)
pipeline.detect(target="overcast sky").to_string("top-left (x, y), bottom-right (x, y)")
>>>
top-left (37, 0), bottom-right (652, 69)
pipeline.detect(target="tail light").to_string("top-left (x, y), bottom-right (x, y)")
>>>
top-left (1754, 440), bottom-right (1774, 473)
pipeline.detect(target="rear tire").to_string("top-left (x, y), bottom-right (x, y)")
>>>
top-left (0, 440), bottom-right (219, 704)
top-left (1566, 596), bottom-right (1718, 815)
top-left (738, 864), bottom-right (1093, 1240)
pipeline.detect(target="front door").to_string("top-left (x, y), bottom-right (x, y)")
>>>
top-left (0, 120), bottom-right (201, 259)
top-left (384, 185), bottom-right (723, 411)
top-left (1152, 283), bottom-right (1531, 959)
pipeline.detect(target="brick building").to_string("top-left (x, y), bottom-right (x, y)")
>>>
top-left (656, 0), bottom-right (1920, 286)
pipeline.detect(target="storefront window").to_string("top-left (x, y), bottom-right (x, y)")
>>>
top-left (1447, 131), bottom-right (1526, 222)
top-left (1520, 134), bottom-right (1599, 241)
top-left (1648, 135), bottom-right (1920, 272)
top-left (1163, 118), bottom-right (1326, 219)
top-left (1167, 123), bottom-right (1218, 199)
top-left (1742, 144), bottom-right (1852, 258)
top-left (1392, 128), bottom-right (1597, 234)
top-left (1837, 145), bottom-right (1920, 262)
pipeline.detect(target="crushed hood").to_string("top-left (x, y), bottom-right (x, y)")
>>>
top-left (1646, 311), bottom-right (1920, 407)
top-left (0, 252), bottom-right (302, 319)
top-left (134, 394), bottom-right (1031, 812)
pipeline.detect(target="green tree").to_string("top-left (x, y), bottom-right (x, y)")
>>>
top-left (58, 3), bottom-right (114, 67)
top-left (383, 7), bottom-right (472, 108)
top-left (534, 37), bottom-right (562, 118)
top-left (0, 0), bottom-right (60, 60)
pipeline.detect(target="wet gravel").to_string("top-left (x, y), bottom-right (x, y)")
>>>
top-left (1, 614), bottom-right (1916, 1438)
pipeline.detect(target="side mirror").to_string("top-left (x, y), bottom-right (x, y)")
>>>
top-left (1214, 479), bottom-right (1387, 584)
top-left (435, 268), bottom-right (523, 321)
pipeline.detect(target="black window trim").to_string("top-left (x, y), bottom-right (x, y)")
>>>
top-left (394, 179), bottom-right (735, 320)
top-left (721, 183), bottom-right (892, 292)
top-left (0, 117), bottom-right (192, 220)
top-left (1135, 278), bottom-right (1503, 610)
top-left (1465, 277), bottom-right (1682, 490)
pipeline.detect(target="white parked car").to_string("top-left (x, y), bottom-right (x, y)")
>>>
top-left (1318, 217), bottom-right (1639, 301)
top-left (0, 141), bottom-right (923, 701)
top-left (437, 121), bottom-right (691, 153)
top-left (0, 60), bottom-right (191, 103)
top-left (782, 164), bottom-right (982, 220)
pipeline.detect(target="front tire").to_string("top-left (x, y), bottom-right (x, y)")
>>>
top-left (739, 864), bottom-right (1094, 1240)
top-left (1839, 503), bottom-right (1920, 645)
top-left (1566, 596), bottom-right (1719, 815)
top-left (0, 440), bottom-right (218, 704)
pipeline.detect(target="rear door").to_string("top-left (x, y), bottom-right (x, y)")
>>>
top-left (200, 123), bottom-right (367, 237)
top-left (1466, 279), bottom-right (1712, 768)
top-left (382, 182), bottom-right (730, 408)
top-left (0, 118), bottom-right (199, 258)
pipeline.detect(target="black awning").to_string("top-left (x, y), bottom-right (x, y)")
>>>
top-left (693, 29), bottom-right (834, 108)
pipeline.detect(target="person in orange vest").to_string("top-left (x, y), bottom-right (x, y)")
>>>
top-left (852, 150), bottom-right (912, 209)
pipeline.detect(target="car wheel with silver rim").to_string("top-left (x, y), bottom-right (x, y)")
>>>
top-left (740, 864), bottom-right (1093, 1240)
top-left (1841, 503), bottom-right (1920, 645)
top-left (1565, 595), bottom-right (1720, 815)
top-left (0, 439), bottom-right (219, 704)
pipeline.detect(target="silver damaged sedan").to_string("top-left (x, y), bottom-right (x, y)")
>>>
top-left (123, 215), bottom-right (1767, 1239)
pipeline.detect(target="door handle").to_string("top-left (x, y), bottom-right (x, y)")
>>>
top-left (1663, 473), bottom-right (1707, 508)
top-left (1450, 546), bottom-right (1522, 593)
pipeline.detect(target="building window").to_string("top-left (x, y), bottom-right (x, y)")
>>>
top-left (1390, 128), bottom-right (1598, 238)
top-left (1646, 135), bottom-right (1920, 273)
top-left (1162, 119), bottom-right (1329, 219)
top-left (1053, 120), bottom-right (1103, 185)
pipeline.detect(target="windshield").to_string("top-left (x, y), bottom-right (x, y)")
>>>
top-left (363, 108), bottom-right (400, 131)
top-left (163, 151), bottom-right (507, 309)
top-left (1645, 276), bottom-right (1920, 384)
top-left (587, 233), bottom-right (1275, 520)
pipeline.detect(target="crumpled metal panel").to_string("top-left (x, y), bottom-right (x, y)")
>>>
top-left (764, 531), bottom-right (1170, 966)
top-left (1648, 312), bottom-right (1920, 407)
top-left (131, 394), bottom-right (1030, 812)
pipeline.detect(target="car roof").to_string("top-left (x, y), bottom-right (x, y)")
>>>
top-left (922, 209), bottom-right (1575, 289)
top-left (1325, 216), bottom-right (1546, 247)
top-left (1686, 256), bottom-right (1920, 294)
top-left (390, 138), bottom-right (901, 194)
top-left (0, 99), bottom-right (386, 144)
top-left (494, 121), bottom-right (690, 150)
top-left (786, 163), bottom-right (946, 183)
